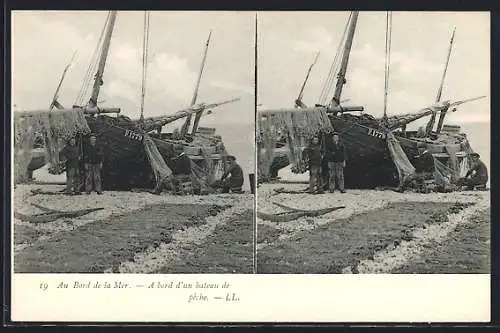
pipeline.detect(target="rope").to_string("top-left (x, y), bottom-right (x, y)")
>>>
top-left (140, 11), bottom-right (151, 122)
top-left (75, 12), bottom-right (110, 106)
top-left (383, 11), bottom-right (393, 121)
top-left (318, 12), bottom-right (352, 106)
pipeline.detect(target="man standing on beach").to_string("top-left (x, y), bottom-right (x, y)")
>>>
top-left (303, 134), bottom-right (323, 194)
top-left (324, 132), bottom-right (346, 193)
top-left (220, 155), bottom-right (244, 193)
top-left (460, 153), bottom-right (488, 189)
top-left (59, 137), bottom-right (81, 195)
top-left (84, 134), bottom-right (104, 194)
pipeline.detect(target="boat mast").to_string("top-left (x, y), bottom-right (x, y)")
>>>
top-left (180, 31), bottom-right (212, 137)
top-left (434, 27), bottom-right (456, 134)
top-left (295, 51), bottom-right (320, 108)
top-left (190, 31), bottom-right (214, 136)
top-left (331, 11), bottom-right (359, 111)
top-left (88, 11), bottom-right (117, 108)
top-left (49, 49), bottom-right (78, 111)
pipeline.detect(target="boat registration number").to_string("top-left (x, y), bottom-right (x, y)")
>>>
top-left (367, 127), bottom-right (386, 139)
top-left (124, 129), bottom-right (143, 141)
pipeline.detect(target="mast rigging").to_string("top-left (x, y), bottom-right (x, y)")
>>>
top-left (180, 30), bottom-right (212, 137)
top-left (318, 12), bottom-right (351, 106)
top-left (88, 10), bottom-right (117, 108)
top-left (295, 51), bottom-right (320, 108)
top-left (139, 11), bottom-right (151, 123)
top-left (382, 11), bottom-right (393, 122)
top-left (331, 11), bottom-right (359, 110)
top-left (435, 27), bottom-right (456, 134)
top-left (49, 49), bottom-right (78, 110)
top-left (426, 27), bottom-right (455, 135)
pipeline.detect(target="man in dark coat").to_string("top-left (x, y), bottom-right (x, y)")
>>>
top-left (59, 137), bottom-right (81, 194)
top-left (302, 134), bottom-right (323, 193)
top-left (324, 132), bottom-right (346, 193)
top-left (397, 142), bottom-right (435, 192)
top-left (459, 153), bottom-right (488, 189)
top-left (220, 155), bottom-right (244, 193)
top-left (84, 134), bottom-right (104, 194)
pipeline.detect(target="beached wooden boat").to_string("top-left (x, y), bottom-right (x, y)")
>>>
top-left (260, 11), bottom-right (485, 189)
top-left (17, 11), bottom-right (239, 192)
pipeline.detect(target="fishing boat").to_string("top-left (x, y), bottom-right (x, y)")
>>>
top-left (259, 11), bottom-right (485, 189)
top-left (15, 11), bottom-right (240, 192)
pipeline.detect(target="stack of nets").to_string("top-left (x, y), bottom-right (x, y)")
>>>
top-left (386, 132), bottom-right (415, 186)
top-left (13, 109), bottom-right (90, 183)
top-left (143, 133), bottom-right (173, 188)
top-left (257, 107), bottom-right (333, 178)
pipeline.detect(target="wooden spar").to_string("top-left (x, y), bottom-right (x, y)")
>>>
top-left (436, 28), bottom-right (456, 133)
top-left (16, 107), bottom-right (121, 118)
top-left (179, 31), bottom-right (212, 137)
top-left (332, 11), bottom-right (359, 109)
top-left (425, 28), bottom-right (456, 134)
top-left (259, 105), bottom-right (364, 117)
top-left (191, 32), bottom-right (214, 136)
top-left (49, 49), bottom-right (78, 111)
top-left (295, 51), bottom-right (320, 108)
top-left (143, 97), bottom-right (240, 133)
top-left (139, 11), bottom-right (151, 122)
top-left (386, 95), bottom-right (486, 131)
top-left (88, 11), bottom-right (117, 108)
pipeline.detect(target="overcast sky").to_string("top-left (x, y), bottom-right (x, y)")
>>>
top-left (257, 11), bottom-right (490, 126)
top-left (12, 11), bottom-right (255, 127)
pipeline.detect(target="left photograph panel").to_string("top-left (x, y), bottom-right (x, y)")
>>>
top-left (12, 10), bottom-right (256, 273)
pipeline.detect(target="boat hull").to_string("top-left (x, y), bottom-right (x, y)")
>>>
top-left (260, 114), bottom-right (399, 188)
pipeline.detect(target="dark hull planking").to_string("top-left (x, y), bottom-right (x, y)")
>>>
top-left (262, 114), bottom-right (400, 189)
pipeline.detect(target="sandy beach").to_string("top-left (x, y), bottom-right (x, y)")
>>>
top-left (13, 184), bottom-right (254, 273)
top-left (257, 183), bottom-right (490, 274)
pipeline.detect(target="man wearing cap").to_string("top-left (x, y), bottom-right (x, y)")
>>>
top-left (461, 153), bottom-right (488, 189)
top-left (220, 155), bottom-right (244, 193)
top-left (397, 142), bottom-right (435, 192)
top-left (59, 137), bottom-right (81, 194)
top-left (324, 132), bottom-right (346, 193)
top-left (84, 134), bottom-right (104, 194)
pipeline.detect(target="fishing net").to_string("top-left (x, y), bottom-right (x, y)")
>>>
top-left (190, 159), bottom-right (219, 194)
top-left (433, 157), bottom-right (456, 188)
top-left (258, 107), bottom-right (333, 178)
top-left (13, 109), bottom-right (90, 183)
top-left (459, 157), bottom-right (469, 178)
top-left (143, 133), bottom-right (173, 187)
top-left (386, 132), bottom-right (415, 186)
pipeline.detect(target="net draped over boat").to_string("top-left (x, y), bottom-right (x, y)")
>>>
top-left (143, 133), bottom-right (173, 186)
top-left (13, 109), bottom-right (90, 183)
top-left (386, 132), bottom-right (415, 185)
top-left (258, 108), bottom-right (333, 178)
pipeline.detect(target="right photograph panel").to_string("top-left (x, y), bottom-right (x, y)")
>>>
top-left (256, 11), bottom-right (490, 274)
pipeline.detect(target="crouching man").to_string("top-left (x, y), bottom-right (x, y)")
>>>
top-left (458, 153), bottom-right (488, 190)
top-left (219, 155), bottom-right (244, 193)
